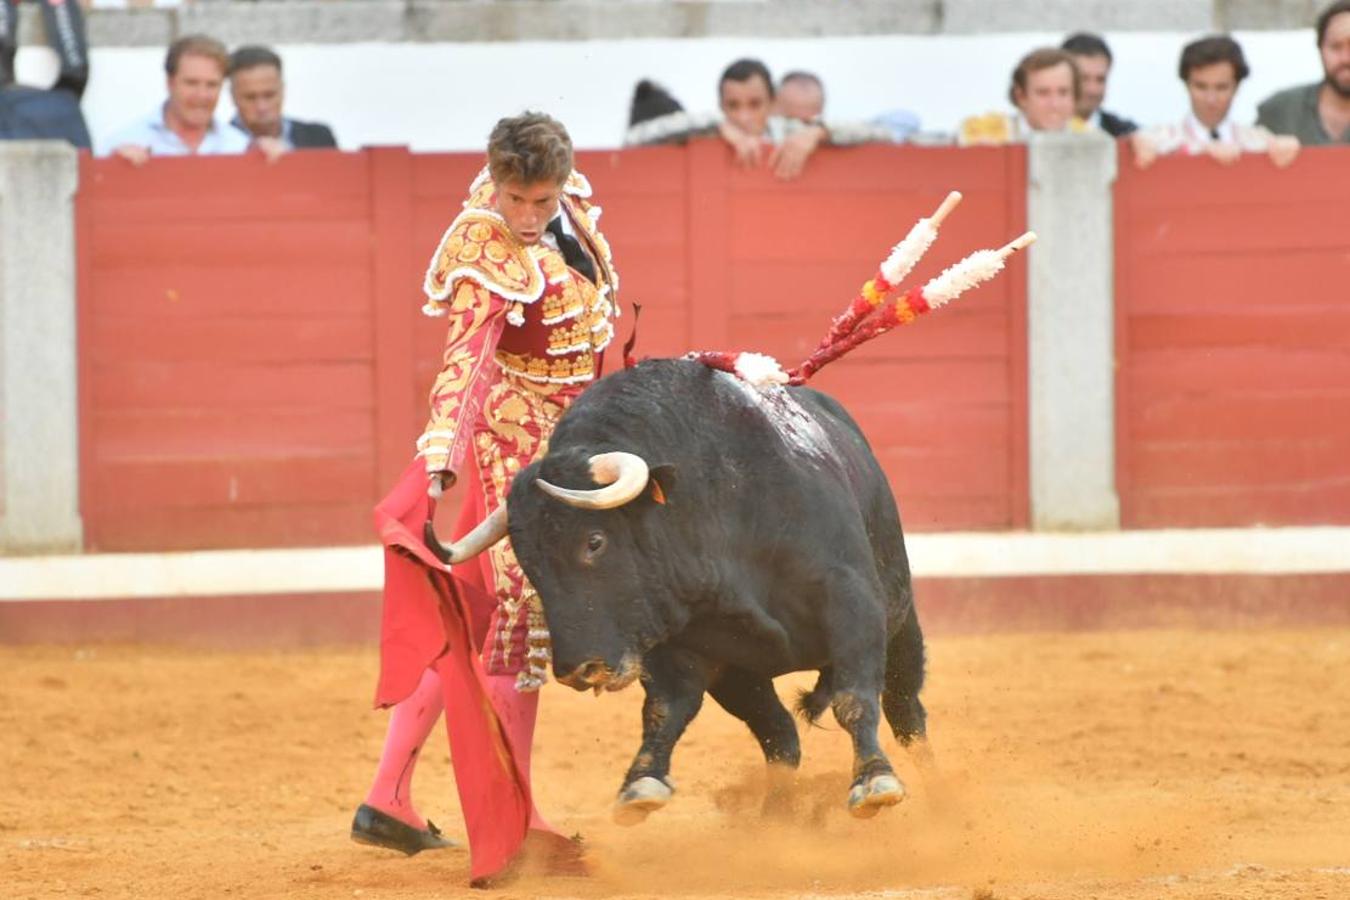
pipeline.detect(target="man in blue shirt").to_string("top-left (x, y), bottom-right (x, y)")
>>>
top-left (101, 34), bottom-right (248, 162)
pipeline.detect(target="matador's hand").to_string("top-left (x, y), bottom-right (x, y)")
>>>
top-left (428, 471), bottom-right (456, 499)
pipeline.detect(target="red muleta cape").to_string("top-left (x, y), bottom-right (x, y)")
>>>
top-left (371, 459), bottom-right (530, 883)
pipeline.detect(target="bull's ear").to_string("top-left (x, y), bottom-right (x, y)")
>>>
top-left (647, 464), bottom-right (677, 505)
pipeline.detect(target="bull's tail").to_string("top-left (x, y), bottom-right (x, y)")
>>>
top-left (794, 668), bottom-right (834, 727)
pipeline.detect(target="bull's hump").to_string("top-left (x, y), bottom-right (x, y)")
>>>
top-left (714, 371), bottom-right (833, 462)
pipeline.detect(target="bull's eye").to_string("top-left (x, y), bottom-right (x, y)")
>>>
top-left (582, 530), bottom-right (607, 563)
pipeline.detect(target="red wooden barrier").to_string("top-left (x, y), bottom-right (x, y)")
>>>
top-left (77, 143), bottom-right (1029, 551)
top-left (1113, 146), bottom-right (1350, 527)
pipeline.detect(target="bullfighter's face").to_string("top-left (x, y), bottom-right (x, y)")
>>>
top-left (495, 179), bottom-right (563, 246)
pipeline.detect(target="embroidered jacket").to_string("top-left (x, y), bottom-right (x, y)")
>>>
top-left (957, 111), bottom-right (1090, 146)
top-left (416, 168), bottom-right (619, 475)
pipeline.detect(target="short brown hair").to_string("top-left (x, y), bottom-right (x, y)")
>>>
top-left (1316, 0), bottom-right (1350, 47)
top-left (487, 112), bottom-right (574, 187)
top-left (1009, 47), bottom-right (1081, 106)
top-left (1178, 35), bottom-right (1249, 82)
top-left (165, 34), bottom-right (228, 78)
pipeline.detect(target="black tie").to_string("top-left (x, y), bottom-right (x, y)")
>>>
top-left (546, 217), bottom-right (597, 285)
top-left (1209, 127), bottom-right (1220, 140)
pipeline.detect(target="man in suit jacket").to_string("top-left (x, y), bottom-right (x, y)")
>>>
top-left (1062, 32), bottom-right (1139, 137)
top-left (227, 45), bottom-right (337, 154)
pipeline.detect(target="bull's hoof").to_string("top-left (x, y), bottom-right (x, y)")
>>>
top-left (847, 773), bottom-right (905, 819)
top-left (613, 776), bottom-right (673, 826)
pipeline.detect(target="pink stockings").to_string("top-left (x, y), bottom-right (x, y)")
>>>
top-left (363, 665), bottom-right (443, 830)
top-left (364, 665), bottom-right (552, 834)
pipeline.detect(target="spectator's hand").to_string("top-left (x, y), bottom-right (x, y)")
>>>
top-left (112, 145), bottom-right (150, 166)
top-left (718, 120), bottom-right (762, 169)
top-left (1129, 133), bottom-right (1159, 170)
top-left (769, 125), bottom-right (827, 181)
top-left (1267, 135), bottom-right (1300, 168)
top-left (428, 471), bottom-right (456, 500)
top-left (253, 136), bottom-right (289, 164)
top-left (1205, 141), bottom-right (1242, 165)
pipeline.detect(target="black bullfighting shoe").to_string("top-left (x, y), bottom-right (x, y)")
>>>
top-left (350, 804), bottom-right (458, 855)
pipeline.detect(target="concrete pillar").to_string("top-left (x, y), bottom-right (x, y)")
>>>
top-left (0, 141), bottom-right (83, 553)
top-left (1026, 132), bottom-right (1121, 530)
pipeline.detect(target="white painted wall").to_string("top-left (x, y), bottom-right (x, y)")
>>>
top-left (14, 30), bottom-right (1325, 154)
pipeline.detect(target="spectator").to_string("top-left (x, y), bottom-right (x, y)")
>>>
top-left (1061, 32), bottom-right (1138, 136)
top-left (227, 45), bottom-right (337, 158)
top-left (776, 70), bottom-right (824, 121)
top-left (626, 58), bottom-right (896, 180)
top-left (1131, 35), bottom-right (1300, 169)
top-left (0, 1), bottom-right (92, 149)
top-left (627, 78), bottom-right (683, 130)
top-left (102, 34), bottom-right (249, 163)
top-left (777, 69), bottom-right (922, 143)
top-left (1256, 0), bottom-right (1350, 145)
top-left (959, 48), bottom-right (1090, 145)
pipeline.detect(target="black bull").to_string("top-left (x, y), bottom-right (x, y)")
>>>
top-left (444, 357), bottom-right (933, 822)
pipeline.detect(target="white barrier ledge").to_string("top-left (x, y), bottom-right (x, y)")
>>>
top-left (2, 527), bottom-right (1348, 602)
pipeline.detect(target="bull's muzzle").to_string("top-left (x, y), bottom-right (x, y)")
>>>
top-left (557, 658), bottom-right (612, 692)
top-left (557, 654), bottom-right (644, 694)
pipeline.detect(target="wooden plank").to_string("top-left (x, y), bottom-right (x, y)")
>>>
top-left (1132, 438), bottom-right (1350, 490)
top-left (1125, 203), bottom-right (1350, 255)
top-left (93, 409), bottom-right (373, 460)
top-left (1124, 251), bottom-right (1350, 314)
top-left (727, 316), bottom-right (1009, 379)
top-left (91, 454), bottom-right (374, 510)
top-left (91, 221), bottom-right (369, 267)
top-left (1129, 392), bottom-right (1350, 442)
top-left (87, 265), bottom-right (371, 318)
top-left (88, 315), bottom-right (372, 363)
top-left (85, 152), bottom-right (369, 223)
top-left (836, 399), bottom-right (1009, 445)
top-left (727, 189), bottom-right (1013, 264)
top-left (720, 143), bottom-right (1020, 193)
top-left (1129, 348), bottom-right (1350, 393)
top-left (92, 361), bottom-right (375, 411)
top-left (369, 146), bottom-right (420, 491)
top-left (1131, 310), bottom-right (1350, 350)
top-left (811, 358), bottom-right (1010, 406)
top-left (84, 502), bottom-right (378, 552)
top-left (686, 139), bottom-right (729, 350)
top-left (1120, 146), bottom-right (1350, 211)
top-left (875, 444), bottom-right (1011, 495)
top-left (1129, 480), bottom-right (1350, 528)
top-left (890, 493), bottom-right (1012, 531)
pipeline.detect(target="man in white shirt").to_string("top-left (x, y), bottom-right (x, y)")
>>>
top-left (102, 34), bottom-right (249, 162)
top-left (1131, 35), bottom-right (1300, 169)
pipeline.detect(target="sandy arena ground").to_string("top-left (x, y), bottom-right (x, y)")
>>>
top-left (3, 628), bottom-right (1349, 900)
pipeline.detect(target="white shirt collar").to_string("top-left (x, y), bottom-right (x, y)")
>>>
top-left (1184, 111), bottom-right (1234, 144)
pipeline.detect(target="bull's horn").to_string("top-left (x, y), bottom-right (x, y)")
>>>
top-left (536, 451), bottom-right (650, 510)
top-left (424, 505), bottom-right (509, 564)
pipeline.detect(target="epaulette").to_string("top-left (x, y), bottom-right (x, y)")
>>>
top-left (422, 208), bottom-right (545, 306)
